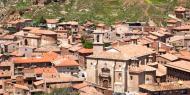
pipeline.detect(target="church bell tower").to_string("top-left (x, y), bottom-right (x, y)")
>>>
top-left (93, 30), bottom-right (104, 54)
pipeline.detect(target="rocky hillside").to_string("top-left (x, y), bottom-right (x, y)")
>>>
top-left (0, 0), bottom-right (190, 25)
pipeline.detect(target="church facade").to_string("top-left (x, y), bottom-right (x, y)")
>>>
top-left (86, 29), bottom-right (157, 93)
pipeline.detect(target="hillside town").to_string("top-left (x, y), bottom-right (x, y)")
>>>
top-left (1, 5), bottom-right (190, 95)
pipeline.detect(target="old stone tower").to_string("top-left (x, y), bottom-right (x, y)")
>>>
top-left (93, 29), bottom-right (104, 54)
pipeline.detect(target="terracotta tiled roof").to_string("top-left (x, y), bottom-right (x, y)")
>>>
top-left (147, 35), bottom-right (158, 40)
top-left (165, 60), bottom-right (190, 72)
top-left (88, 44), bottom-right (155, 60)
top-left (166, 18), bottom-right (178, 23)
top-left (69, 45), bottom-right (82, 52)
top-left (139, 81), bottom-right (190, 92)
top-left (0, 41), bottom-right (15, 45)
top-left (173, 25), bottom-right (190, 30)
top-left (77, 48), bottom-right (93, 54)
top-left (0, 61), bottom-right (12, 67)
top-left (72, 82), bottom-right (89, 89)
top-left (26, 33), bottom-right (41, 38)
top-left (156, 64), bottom-right (166, 77)
top-left (0, 34), bottom-right (15, 40)
top-left (30, 29), bottom-right (57, 35)
top-left (79, 85), bottom-right (104, 95)
top-left (175, 6), bottom-right (186, 12)
top-left (53, 57), bottom-right (79, 67)
top-left (160, 53), bottom-right (179, 61)
top-left (22, 27), bottom-right (40, 31)
top-left (8, 19), bottom-right (32, 24)
top-left (12, 52), bottom-right (59, 64)
top-left (44, 75), bottom-right (82, 83)
top-left (35, 45), bottom-right (61, 52)
top-left (168, 36), bottom-right (184, 42)
top-left (150, 32), bottom-right (165, 37)
top-left (97, 23), bottom-right (106, 27)
top-left (138, 38), bottom-right (153, 45)
top-left (34, 67), bottom-right (57, 74)
top-left (176, 50), bottom-right (190, 60)
top-left (34, 80), bottom-right (44, 86)
top-left (14, 84), bottom-right (29, 90)
top-left (46, 19), bottom-right (59, 24)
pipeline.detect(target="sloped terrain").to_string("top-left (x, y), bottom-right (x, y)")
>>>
top-left (0, 0), bottom-right (190, 25)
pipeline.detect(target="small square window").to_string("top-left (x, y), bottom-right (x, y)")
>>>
top-left (130, 76), bottom-right (133, 80)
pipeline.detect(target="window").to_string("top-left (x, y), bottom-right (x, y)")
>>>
top-left (130, 76), bottom-right (133, 80)
top-left (70, 67), bottom-right (74, 70)
top-left (17, 92), bottom-right (20, 94)
top-left (24, 39), bottom-right (28, 46)
top-left (146, 77), bottom-right (150, 81)
top-left (118, 73), bottom-right (122, 80)
top-left (36, 74), bottom-right (42, 77)
top-left (97, 35), bottom-right (100, 42)
top-left (28, 80), bottom-right (32, 84)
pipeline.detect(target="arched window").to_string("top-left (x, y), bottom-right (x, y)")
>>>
top-left (102, 80), bottom-right (109, 88)
top-left (97, 35), bottom-right (100, 42)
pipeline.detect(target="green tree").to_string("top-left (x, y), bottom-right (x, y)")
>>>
top-left (80, 36), bottom-right (86, 44)
top-left (32, 16), bottom-right (46, 26)
top-left (39, 16), bottom-right (46, 24)
top-left (83, 41), bottom-right (93, 49)
top-left (59, 17), bottom-right (65, 23)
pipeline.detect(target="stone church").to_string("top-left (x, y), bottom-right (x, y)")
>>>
top-left (86, 29), bottom-right (157, 93)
